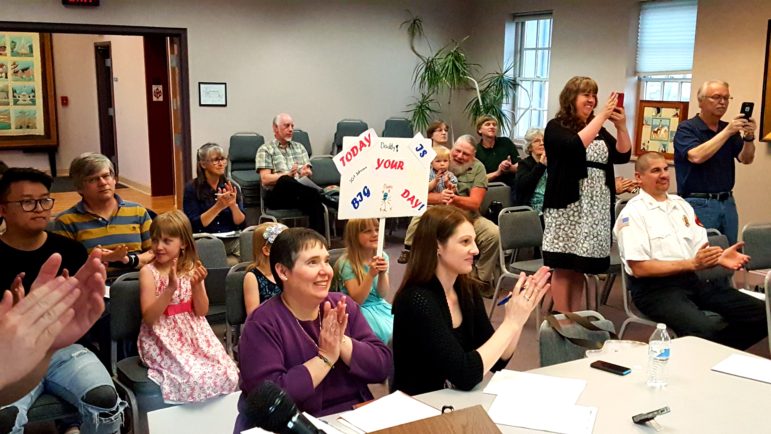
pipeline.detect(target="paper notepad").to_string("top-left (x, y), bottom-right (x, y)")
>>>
top-left (336, 391), bottom-right (441, 433)
top-left (712, 354), bottom-right (771, 384)
top-left (483, 370), bottom-right (587, 405)
top-left (488, 396), bottom-right (597, 434)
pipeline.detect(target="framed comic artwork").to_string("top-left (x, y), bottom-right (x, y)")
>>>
top-left (634, 100), bottom-right (689, 160)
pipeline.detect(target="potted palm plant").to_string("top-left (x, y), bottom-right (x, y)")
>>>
top-left (402, 13), bottom-right (526, 137)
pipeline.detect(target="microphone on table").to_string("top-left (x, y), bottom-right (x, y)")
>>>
top-left (242, 381), bottom-right (325, 434)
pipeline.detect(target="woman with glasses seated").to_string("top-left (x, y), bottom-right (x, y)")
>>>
top-left (183, 143), bottom-right (246, 257)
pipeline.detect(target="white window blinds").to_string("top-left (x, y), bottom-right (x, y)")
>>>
top-left (636, 0), bottom-right (698, 74)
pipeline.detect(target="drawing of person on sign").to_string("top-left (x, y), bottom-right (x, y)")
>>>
top-left (379, 184), bottom-right (393, 212)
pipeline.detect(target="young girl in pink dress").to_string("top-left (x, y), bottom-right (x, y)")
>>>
top-left (138, 210), bottom-right (239, 403)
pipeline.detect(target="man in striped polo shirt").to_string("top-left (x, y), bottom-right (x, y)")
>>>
top-left (52, 153), bottom-right (154, 277)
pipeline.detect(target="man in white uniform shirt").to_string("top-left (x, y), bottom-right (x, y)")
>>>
top-left (614, 152), bottom-right (766, 350)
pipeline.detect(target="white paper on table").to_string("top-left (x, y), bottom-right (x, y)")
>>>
top-left (738, 288), bottom-right (766, 301)
top-left (712, 354), bottom-right (771, 384)
top-left (336, 390), bottom-right (441, 433)
top-left (488, 394), bottom-right (597, 434)
top-left (483, 370), bottom-right (587, 405)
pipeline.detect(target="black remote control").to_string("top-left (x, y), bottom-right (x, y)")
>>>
top-left (632, 406), bottom-right (670, 424)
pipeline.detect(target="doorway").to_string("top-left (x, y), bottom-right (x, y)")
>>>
top-left (0, 21), bottom-right (192, 200)
top-left (94, 41), bottom-right (118, 169)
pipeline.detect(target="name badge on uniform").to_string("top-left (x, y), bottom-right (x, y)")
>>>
top-left (683, 215), bottom-right (690, 227)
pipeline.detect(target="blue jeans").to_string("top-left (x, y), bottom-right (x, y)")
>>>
top-left (0, 344), bottom-right (126, 434)
top-left (685, 196), bottom-right (738, 245)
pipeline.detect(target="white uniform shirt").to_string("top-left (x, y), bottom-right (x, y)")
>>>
top-left (614, 190), bottom-right (707, 276)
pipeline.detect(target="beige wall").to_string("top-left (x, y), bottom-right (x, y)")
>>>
top-left (465, 0), bottom-right (771, 232)
top-left (107, 35), bottom-right (150, 191)
top-left (1, 0), bottom-right (464, 176)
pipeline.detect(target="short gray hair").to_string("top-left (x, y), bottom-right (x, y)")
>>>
top-left (524, 128), bottom-right (544, 155)
top-left (272, 113), bottom-right (291, 126)
top-left (70, 153), bottom-right (115, 189)
top-left (454, 134), bottom-right (476, 152)
top-left (696, 80), bottom-right (729, 102)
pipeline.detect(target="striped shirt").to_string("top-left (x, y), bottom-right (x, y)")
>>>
top-left (52, 194), bottom-right (152, 254)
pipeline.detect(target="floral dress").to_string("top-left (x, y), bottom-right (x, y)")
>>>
top-left (138, 263), bottom-right (239, 403)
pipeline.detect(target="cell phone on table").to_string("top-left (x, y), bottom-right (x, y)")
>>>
top-left (616, 92), bottom-right (625, 108)
top-left (740, 102), bottom-right (754, 119)
top-left (590, 360), bottom-right (631, 376)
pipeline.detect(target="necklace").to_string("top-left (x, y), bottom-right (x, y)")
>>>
top-left (282, 294), bottom-right (321, 350)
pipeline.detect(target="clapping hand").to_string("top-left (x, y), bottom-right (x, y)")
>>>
top-left (614, 177), bottom-right (639, 194)
top-left (299, 163), bottom-right (313, 178)
top-left (719, 242), bottom-right (750, 270)
top-left (692, 243), bottom-right (722, 271)
top-left (440, 189), bottom-right (455, 205)
top-left (216, 182), bottom-right (237, 208)
top-left (98, 244), bottom-right (129, 263)
top-left (502, 266), bottom-right (551, 329)
top-left (0, 276), bottom-right (81, 393)
top-left (444, 173), bottom-right (457, 193)
top-left (31, 251), bottom-right (106, 350)
top-left (318, 298), bottom-right (349, 364)
top-left (190, 261), bottom-right (208, 288)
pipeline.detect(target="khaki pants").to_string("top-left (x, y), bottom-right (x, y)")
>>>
top-left (404, 212), bottom-right (500, 286)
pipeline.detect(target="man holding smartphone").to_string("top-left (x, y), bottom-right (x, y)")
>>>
top-left (673, 80), bottom-right (756, 245)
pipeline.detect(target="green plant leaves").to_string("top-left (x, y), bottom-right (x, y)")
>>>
top-left (406, 93), bottom-right (439, 133)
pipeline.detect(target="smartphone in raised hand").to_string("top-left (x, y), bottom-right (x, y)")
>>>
top-left (740, 102), bottom-right (754, 120)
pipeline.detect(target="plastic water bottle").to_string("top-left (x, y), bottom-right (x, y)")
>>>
top-left (647, 323), bottom-right (671, 388)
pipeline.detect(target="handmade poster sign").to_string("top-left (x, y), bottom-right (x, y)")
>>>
top-left (334, 129), bottom-right (434, 220)
top-left (334, 129), bottom-right (434, 254)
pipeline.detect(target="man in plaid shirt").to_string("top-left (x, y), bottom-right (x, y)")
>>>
top-left (255, 113), bottom-right (326, 233)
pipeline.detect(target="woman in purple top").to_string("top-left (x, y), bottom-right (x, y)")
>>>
top-left (234, 228), bottom-right (391, 431)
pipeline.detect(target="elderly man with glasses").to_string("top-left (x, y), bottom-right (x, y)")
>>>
top-left (52, 152), bottom-right (154, 275)
top-left (673, 80), bottom-right (757, 244)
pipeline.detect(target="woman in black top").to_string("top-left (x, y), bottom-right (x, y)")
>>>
top-left (392, 206), bottom-right (551, 395)
top-left (542, 76), bottom-right (631, 313)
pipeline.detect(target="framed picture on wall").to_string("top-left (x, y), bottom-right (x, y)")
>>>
top-left (198, 82), bottom-right (227, 107)
top-left (634, 100), bottom-right (689, 160)
top-left (761, 19), bottom-right (771, 141)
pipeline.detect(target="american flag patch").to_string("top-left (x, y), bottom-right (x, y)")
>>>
top-left (616, 216), bottom-right (630, 230)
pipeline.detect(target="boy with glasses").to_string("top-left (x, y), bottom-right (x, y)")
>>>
top-left (0, 168), bottom-right (87, 290)
top-left (0, 167), bottom-right (126, 434)
top-left (673, 80), bottom-right (757, 245)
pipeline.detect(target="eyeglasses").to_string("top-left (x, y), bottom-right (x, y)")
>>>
top-left (84, 173), bottom-right (115, 184)
top-left (707, 95), bottom-right (733, 103)
top-left (2, 198), bottom-right (56, 212)
top-left (207, 157), bottom-right (227, 165)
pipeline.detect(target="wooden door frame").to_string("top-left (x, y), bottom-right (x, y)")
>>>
top-left (0, 20), bottom-right (193, 184)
